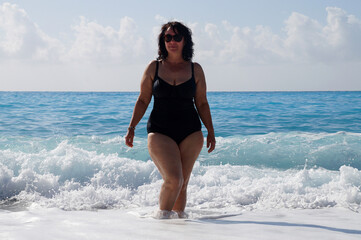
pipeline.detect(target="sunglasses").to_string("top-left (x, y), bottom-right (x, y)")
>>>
top-left (164, 34), bottom-right (183, 43)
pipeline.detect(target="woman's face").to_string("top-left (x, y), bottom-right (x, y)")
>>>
top-left (164, 27), bottom-right (184, 55)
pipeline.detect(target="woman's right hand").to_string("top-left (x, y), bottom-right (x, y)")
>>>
top-left (125, 128), bottom-right (135, 147)
top-left (206, 130), bottom-right (216, 153)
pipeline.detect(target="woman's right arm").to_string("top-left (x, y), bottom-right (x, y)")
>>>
top-left (125, 61), bottom-right (156, 147)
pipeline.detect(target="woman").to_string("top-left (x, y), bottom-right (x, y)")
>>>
top-left (125, 21), bottom-right (215, 219)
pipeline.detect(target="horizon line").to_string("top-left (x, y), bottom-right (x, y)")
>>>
top-left (1, 90), bottom-right (361, 93)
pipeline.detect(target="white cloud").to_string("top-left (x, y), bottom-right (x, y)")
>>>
top-left (283, 7), bottom-right (361, 63)
top-left (193, 7), bottom-right (361, 65)
top-left (154, 15), bottom-right (168, 24)
top-left (322, 7), bottom-right (361, 60)
top-left (0, 2), bottom-right (63, 61)
top-left (283, 11), bottom-right (326, 62)
top-left (65, 16), bottom-right (147, 64)
top-left (1, 3), bottom-right (361, 91)
top-left (2, 3), bottom-right (360, 66)
top-left (0, 3), bottom-right (149, 64)
top-left (192, 21), bottom-right (284, 64)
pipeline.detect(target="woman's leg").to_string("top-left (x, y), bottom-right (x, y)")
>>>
top-left (148, 133), bottom-right (183, 211)
top-left (172, 131), bottom-right (204, 212)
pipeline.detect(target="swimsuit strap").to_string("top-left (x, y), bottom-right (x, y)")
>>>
top-left (155, 60), bottom-right (159, 79)
top-left (191, 62), bottom-right (194, 79)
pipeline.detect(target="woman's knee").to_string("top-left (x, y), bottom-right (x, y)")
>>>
top-left (164, 175), bottom-right (184, 191)
top-left (180, 178), bottom-right (190, 192)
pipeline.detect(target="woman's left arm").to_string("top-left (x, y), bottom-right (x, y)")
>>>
top-left (194, 63), bottom-right (216, 153)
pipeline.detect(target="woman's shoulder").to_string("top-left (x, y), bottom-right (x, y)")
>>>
top-left (144, 60), bottom-right (159, 76)
top-left (148, 60), bottom-right (158, 68)
top-left (192, 62), bottom-right (204, 75)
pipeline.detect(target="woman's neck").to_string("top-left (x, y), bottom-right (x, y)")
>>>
top-left (165, 55), bottom-right (185, 64)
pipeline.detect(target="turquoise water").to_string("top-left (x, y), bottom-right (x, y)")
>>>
top-left (1, 91), bottom-right (361, 211)
top-left (1, 91), bottom-right (361, 137)
top-left (1, 91), bottom-right (361, 170)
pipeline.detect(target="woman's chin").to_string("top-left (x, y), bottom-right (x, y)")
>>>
top-left (167, 47), bottom-right (179, 52)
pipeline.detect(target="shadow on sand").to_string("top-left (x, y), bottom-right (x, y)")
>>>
top-left (197, 218), bottom-right (361, 235)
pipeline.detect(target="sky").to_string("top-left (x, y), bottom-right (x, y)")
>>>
top-left (1, 0), bottom-right (361, 91)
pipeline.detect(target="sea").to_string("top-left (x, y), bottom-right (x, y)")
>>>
top-left (0, 91), bottom-right (361, 213)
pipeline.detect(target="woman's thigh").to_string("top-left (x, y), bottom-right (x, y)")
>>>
top-left (148, 132), bottom-right (183, 179)
top-left (179, 131), bottom-right (204, 180)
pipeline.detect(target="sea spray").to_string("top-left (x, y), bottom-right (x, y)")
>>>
top-left (1, 135), bottom-right (360, 212)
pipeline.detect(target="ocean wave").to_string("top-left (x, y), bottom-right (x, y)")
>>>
top-left (207, 131), bottom-right (361, 170)
top-left (1, 131), bottom-right (361, 170)
top-left (1, 133), bottom-right (361, 211)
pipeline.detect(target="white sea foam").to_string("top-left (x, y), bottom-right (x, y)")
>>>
top-left (1, 134), bottom-right (361, 213)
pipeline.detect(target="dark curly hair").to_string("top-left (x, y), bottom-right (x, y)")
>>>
top-left (157, 21), bottom-right (194, 61)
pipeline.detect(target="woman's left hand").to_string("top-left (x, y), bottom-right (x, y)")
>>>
top-left (125, 128), bottom-right (135, 147)
top-left (207, 131), bottom-right (216, 153)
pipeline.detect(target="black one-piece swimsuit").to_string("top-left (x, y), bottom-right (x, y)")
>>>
top-left (147, 61), bottom-right (202, 145)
